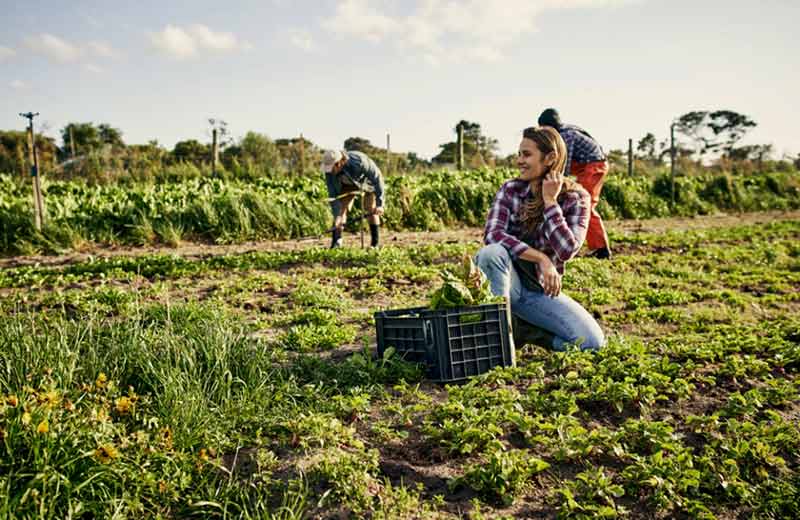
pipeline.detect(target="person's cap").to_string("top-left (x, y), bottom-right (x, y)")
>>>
top-left (538, 108), bottom-right (562, 129)
top-left (321, 149), bottom-right (346, 173)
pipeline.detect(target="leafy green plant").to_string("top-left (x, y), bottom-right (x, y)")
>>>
top-left (429, 254), bottom-right (502, 310)
top-left (455, 440), bottom-right (549, 505)
top-left (554, 468), bottom-right (625, 519)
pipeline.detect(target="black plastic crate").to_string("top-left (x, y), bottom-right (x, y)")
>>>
top-left (374, 302), bottom-right (516, 383)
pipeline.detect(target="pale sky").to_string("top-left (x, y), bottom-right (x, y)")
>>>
top-left (1, 0), bottom-right (797, 160)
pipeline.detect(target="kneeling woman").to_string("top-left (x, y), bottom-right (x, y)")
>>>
top-left (476, 126), bottom-right (605, 351)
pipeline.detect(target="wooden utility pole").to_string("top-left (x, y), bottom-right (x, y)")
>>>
top-left (211, 128), bottom-right (219, 175)
top-left (670, 122), bottom-right (676, 207)
top-left (208, 118), bottom-right (227, 175)
top-left (627, 138), bottom-right (633, 177)
top-left (386, 133), bottom-right (391, 175)
top-left (69, 126), bottom-right (76, 158)
top-left (20, 112), bottom-right (45, 230)
top-left (457, 124), bottom-right (464, 170)
top-left (299, 133), bottom-right (305, 174)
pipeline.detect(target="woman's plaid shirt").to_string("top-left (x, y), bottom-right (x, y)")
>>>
top-left (483, 179), bottom-right (591, 274)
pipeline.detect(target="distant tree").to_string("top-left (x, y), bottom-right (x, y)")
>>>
top-left (405, 152), bottom-right (430, 171)
top-left (341, 136), bottom-right (410, 173)
top-left (59, 122), bottom-right (124, 160)
top-left (61, 123), bottom-right (102, 158)
top-left (708, 111), bottom-right (757, 155)
top-left (674, 110), bottom-right (756, 158)
top-left (241, 132), bottom-right (279, 165)
top-left (636, 132), bottom-right (658, 162)
top-left (97, 124), bottom-right (124, 147)
top-left (726, 144), bottom-right (772, 162)
top-left (275, 136), bottom-right (320, 175)
top-left (171, 139), bottom-right (210, 165)
top-left (224, 132), bottom-right (281, 175)
top-left (433, 120), bottom-right (498, 166)
top-left (343, 137), bottom-right (373, 152)
top-left (606, 148), bottom-right (626, 167)
top-left (0, 130), bottom-right (58, 176)
top-left (127, 140), bottom-right (166, 161)
top-left (0, 130), bottom-right (31, 176)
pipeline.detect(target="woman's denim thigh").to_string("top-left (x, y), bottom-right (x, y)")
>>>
top-left (513, 287), bottom-right (605, 351)
top-left (475, 243), bottom-right (605, 351)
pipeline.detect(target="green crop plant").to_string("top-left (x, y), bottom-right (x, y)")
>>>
top-left (553, 467), bottom-right (626, 519)
top-left (454, 440), bottom-right (549, 505)
top-left (621, 448), bottom-right (701, 512)
top-left (0, 213), bottom-right (798, 518)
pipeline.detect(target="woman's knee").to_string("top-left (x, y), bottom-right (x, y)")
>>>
top-left (475, 243), bottom-right (510, 270)
top-left (579, 326), bottom-right (606, 351)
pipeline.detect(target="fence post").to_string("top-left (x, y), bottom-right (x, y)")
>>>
top-left (211, 128), bottom-right (218, 175)
top-left (69, 126), bottom-right (76, 158)
top-left (670, 122), bottom-right (676, 208)
top-left (457, 124), bottom-right (464, 170)
top-left (20, 112), bottom-right (45, 230)
top-left (627, 138), bottom-right (633, 177)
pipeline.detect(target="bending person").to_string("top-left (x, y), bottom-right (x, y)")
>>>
top-left (322, 149), bottom-right (385, 249)
top-left (475, 126), bottom-right (605, 351)
top-left (538, 108), bottom-right (611, 259)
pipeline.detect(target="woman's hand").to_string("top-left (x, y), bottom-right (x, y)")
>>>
top-left (541, 169), bottom-right (563, 206)
top-left (537, 256), bottom-right (561, 297)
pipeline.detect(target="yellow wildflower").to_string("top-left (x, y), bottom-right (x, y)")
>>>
top-left (95, 373), bottom-right (108, 390)
top-left (198, 448), bottom-right (209, 462)
top-left (37, 420), bottom-right (49, 434)
top-left (94, 443), bottom-right (119, 464)
top-left (115, 397), bottom-right (133, 415)
top-left (21, 412), bottom-right (32, 425)
top-left (6, 395), bottom-right (18, 407)
top-left (41, 390), bottom-right (59, 408)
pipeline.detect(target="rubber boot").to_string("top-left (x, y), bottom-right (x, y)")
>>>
top-left (369, 224), bottom-right (380, 248)
top-left (330, 227), bottom-right (342, 249)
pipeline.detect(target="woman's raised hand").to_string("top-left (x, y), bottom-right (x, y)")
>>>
top-left (541, 169), bottom-right (563, 205)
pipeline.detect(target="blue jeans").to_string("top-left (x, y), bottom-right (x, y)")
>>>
top-left (475, 243), bottom-right (605, 351)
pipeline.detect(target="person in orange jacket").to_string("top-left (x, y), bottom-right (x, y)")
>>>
top-left (538, 108), bottom-right (611, 259)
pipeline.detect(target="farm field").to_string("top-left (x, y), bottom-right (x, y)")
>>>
top-left (2, 169), bottom-right (799, 256)
top-left (1, 211), bottom-right (799, 519)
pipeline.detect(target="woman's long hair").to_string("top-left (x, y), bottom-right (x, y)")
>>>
top-left (518, 126), bottom-right (584, 234)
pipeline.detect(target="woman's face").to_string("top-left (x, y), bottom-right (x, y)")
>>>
top-left (517, 137), bottom-right (554, 181)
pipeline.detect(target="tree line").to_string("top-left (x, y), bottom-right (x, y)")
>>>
top-left (0, 110), bottom-right (796, 183)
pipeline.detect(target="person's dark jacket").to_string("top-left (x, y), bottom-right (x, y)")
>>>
top-left (325, 151), bottom-right (385, 217)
